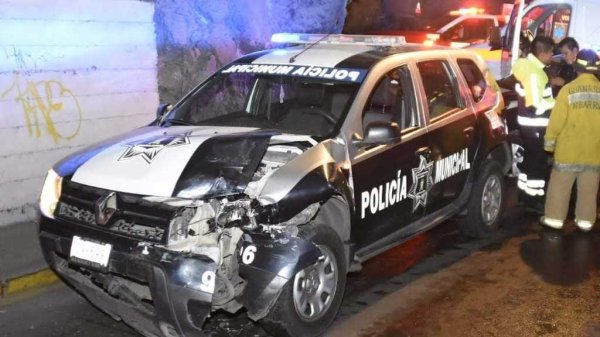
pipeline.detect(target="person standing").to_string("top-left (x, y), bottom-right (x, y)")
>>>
top-left (541, 49), bottom-right (600, 231)
top-left (512, 36), bottom-right (556, 211)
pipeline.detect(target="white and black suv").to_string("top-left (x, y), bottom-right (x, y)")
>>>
top-left (39, 34), bottom-right (511, 337)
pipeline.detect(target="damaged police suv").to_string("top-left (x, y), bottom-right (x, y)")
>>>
top-left (39, 34), bottom-right (510, 337)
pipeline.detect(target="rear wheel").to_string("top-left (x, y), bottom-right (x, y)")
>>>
top-left (459, 160), bottom-right (505, 238)
top-left (260, 224), bottom-right (346, 337)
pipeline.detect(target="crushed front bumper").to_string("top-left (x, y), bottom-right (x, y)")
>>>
top-left (39, 216), bottom-right (217, 337)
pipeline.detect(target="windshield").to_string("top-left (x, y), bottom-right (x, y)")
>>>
top-left (164, 63), bottom-right (364, 138)
top-left (429, 14), bottom-right (456, 31)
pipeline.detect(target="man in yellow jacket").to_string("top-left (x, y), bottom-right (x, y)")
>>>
top-left (512, 36), bottom-right (556, 211)
top-left (541, 49), bottom-right (600, 231)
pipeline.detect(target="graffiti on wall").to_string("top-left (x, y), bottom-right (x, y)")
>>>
top-left (1, 73), bottom-right (82, 143)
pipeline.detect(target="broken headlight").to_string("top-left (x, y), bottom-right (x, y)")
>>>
top-left (168, 207), bottom-right (196, 245)
top-left (40, 169), bottom-right (63, 219)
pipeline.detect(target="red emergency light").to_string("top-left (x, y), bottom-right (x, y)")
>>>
top-left (449, 7), bottom-right (485, 16)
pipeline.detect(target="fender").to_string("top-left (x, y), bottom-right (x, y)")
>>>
top-left (236, 232), bottom-right (322, 321)
top-left (257, 141), bottom-right (355, 224)
top-left (467, 111), bottom-right (511, 183)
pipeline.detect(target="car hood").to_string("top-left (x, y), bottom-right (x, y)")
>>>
top-left (54, 126), bottom-right (276, 198)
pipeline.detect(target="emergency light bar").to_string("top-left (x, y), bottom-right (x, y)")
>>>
top-left (449, 7), bottom-right (485, 16)
top-left (271, 33), bottom-right (406, 47)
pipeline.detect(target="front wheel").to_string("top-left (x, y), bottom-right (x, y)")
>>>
top-left (458, 160), bottom-right (506, 238)
top-left (260, 225), bottom-right (346, 337)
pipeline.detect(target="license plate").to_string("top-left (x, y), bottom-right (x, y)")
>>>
top-left (70, 236), bottom-right (112, 268)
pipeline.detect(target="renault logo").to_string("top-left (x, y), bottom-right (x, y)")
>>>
top-left (95, 192), bottom-right (117, 226)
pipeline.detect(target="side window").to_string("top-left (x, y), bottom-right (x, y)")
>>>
top-left (363, 65), bottom-right (417, 132)
top-left (417, 60), bottom-right (462, 119)
top-left (457, 58), bottom-right (487, 102)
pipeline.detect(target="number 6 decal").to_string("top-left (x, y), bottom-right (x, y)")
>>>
top-left (241, 245), bottom-right (257, 265)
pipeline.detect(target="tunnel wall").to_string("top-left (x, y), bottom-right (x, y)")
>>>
top-left (0, 0), bottom-right (158, 227)
top-left (154, 0), bottom-right (347, 103)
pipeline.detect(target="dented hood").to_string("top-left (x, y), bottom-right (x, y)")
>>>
top-left (54, 126), bottom-right (274, 198)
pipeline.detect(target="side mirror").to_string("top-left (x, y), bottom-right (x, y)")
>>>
top-left (353, 121), bottom-right (402, 147)
top-left (489, 26), bottom-right (502, 50)
top-left (156, 103), bottom-right (172, 119)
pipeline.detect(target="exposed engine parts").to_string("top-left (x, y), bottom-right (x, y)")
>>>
top-left (132, 143), bottom-right (318, 314)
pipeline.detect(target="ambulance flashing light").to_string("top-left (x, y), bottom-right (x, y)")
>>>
top-left (449, 7), bottom-right (485, 16)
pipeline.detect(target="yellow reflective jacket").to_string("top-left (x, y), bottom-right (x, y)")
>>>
top-left (512, 54), bottom-right (555, 115)
top-left (544, 73), bottom-right (600, 169)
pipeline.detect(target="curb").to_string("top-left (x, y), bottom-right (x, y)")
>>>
top-left (1, 268), bottom-right (59, 298)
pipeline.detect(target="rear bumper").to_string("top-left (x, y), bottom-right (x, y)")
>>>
top-left (39, 216), bottom-right (216, 337)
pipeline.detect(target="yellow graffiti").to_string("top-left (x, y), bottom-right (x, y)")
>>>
top-left (1, 73), bottom-right (82, 143)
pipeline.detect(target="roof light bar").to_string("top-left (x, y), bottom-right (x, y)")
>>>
top-left (449, 7), bottom-right (485, 16)
top-left (271, 33), bottom-right (406, 47)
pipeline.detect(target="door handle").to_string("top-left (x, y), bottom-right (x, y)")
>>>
top-left (415, 146), bottom-right (431, 158)
top-left (463, 126), bottom-right (475, 139)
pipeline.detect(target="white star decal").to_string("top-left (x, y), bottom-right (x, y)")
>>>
top-left (408, 155), bottom-right (434, 211)
top-left (118, 133), bottom-right (191, 164)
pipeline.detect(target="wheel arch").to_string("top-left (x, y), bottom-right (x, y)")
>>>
top-left (313, 194), bottom-right (352, 270)
top-left (484, 141), bottom-right (512, 176)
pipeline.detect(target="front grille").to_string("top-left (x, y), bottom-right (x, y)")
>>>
top-left (57, 180), bottom-right (178, 243)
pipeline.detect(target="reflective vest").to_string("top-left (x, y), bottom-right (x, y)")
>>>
top-left (513, 54), bottom-right (555, 127)
top-left (545, 73), bottom-right (600, 170)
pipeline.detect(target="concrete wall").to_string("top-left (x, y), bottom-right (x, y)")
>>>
top-left (154, 0), bottom-right (348, 103)
top-left (0, 0), bottom-right (158, 227)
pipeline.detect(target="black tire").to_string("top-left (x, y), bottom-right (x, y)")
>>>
top-left (259, 224), bottom-right (347, 337)
top-left (458, 160), bottom-right (506, 238)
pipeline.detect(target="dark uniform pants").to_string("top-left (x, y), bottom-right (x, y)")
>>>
top-left (516, 107), bottom-right (551, 209)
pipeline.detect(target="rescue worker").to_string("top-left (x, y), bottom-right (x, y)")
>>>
top-left (512, 36), bottom-right (556, 212)
top-left (541, 49), bottom-right (600, 231)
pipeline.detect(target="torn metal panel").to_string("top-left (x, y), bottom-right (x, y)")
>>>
top-left (173, 131), bottom-right (275, 199)
top-left (236, 232), bottom-right (322, 320)
top-left (258, 142), bottom-right (337, 205)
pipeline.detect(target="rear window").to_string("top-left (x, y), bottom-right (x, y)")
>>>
top-left (457, 59), bottom-right (487, 103)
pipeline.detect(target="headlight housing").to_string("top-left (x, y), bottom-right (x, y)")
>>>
top-left (40, 169), bottom-right (62, 218)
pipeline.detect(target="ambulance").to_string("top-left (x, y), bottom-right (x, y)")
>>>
top-left (423, 12), bottom-right (505, 78)
top-left (499, 0), bottom-right (600, 78)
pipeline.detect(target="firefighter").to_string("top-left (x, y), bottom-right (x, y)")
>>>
top-left (512, 36), bottom-right (556, 212)
top-left (541, 49), bottom-right (600, 231)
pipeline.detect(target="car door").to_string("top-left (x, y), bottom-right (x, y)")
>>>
top-left (415, 58), bottom-right (477, 216)
top-left (351, 64), bottom-right (430, 249)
